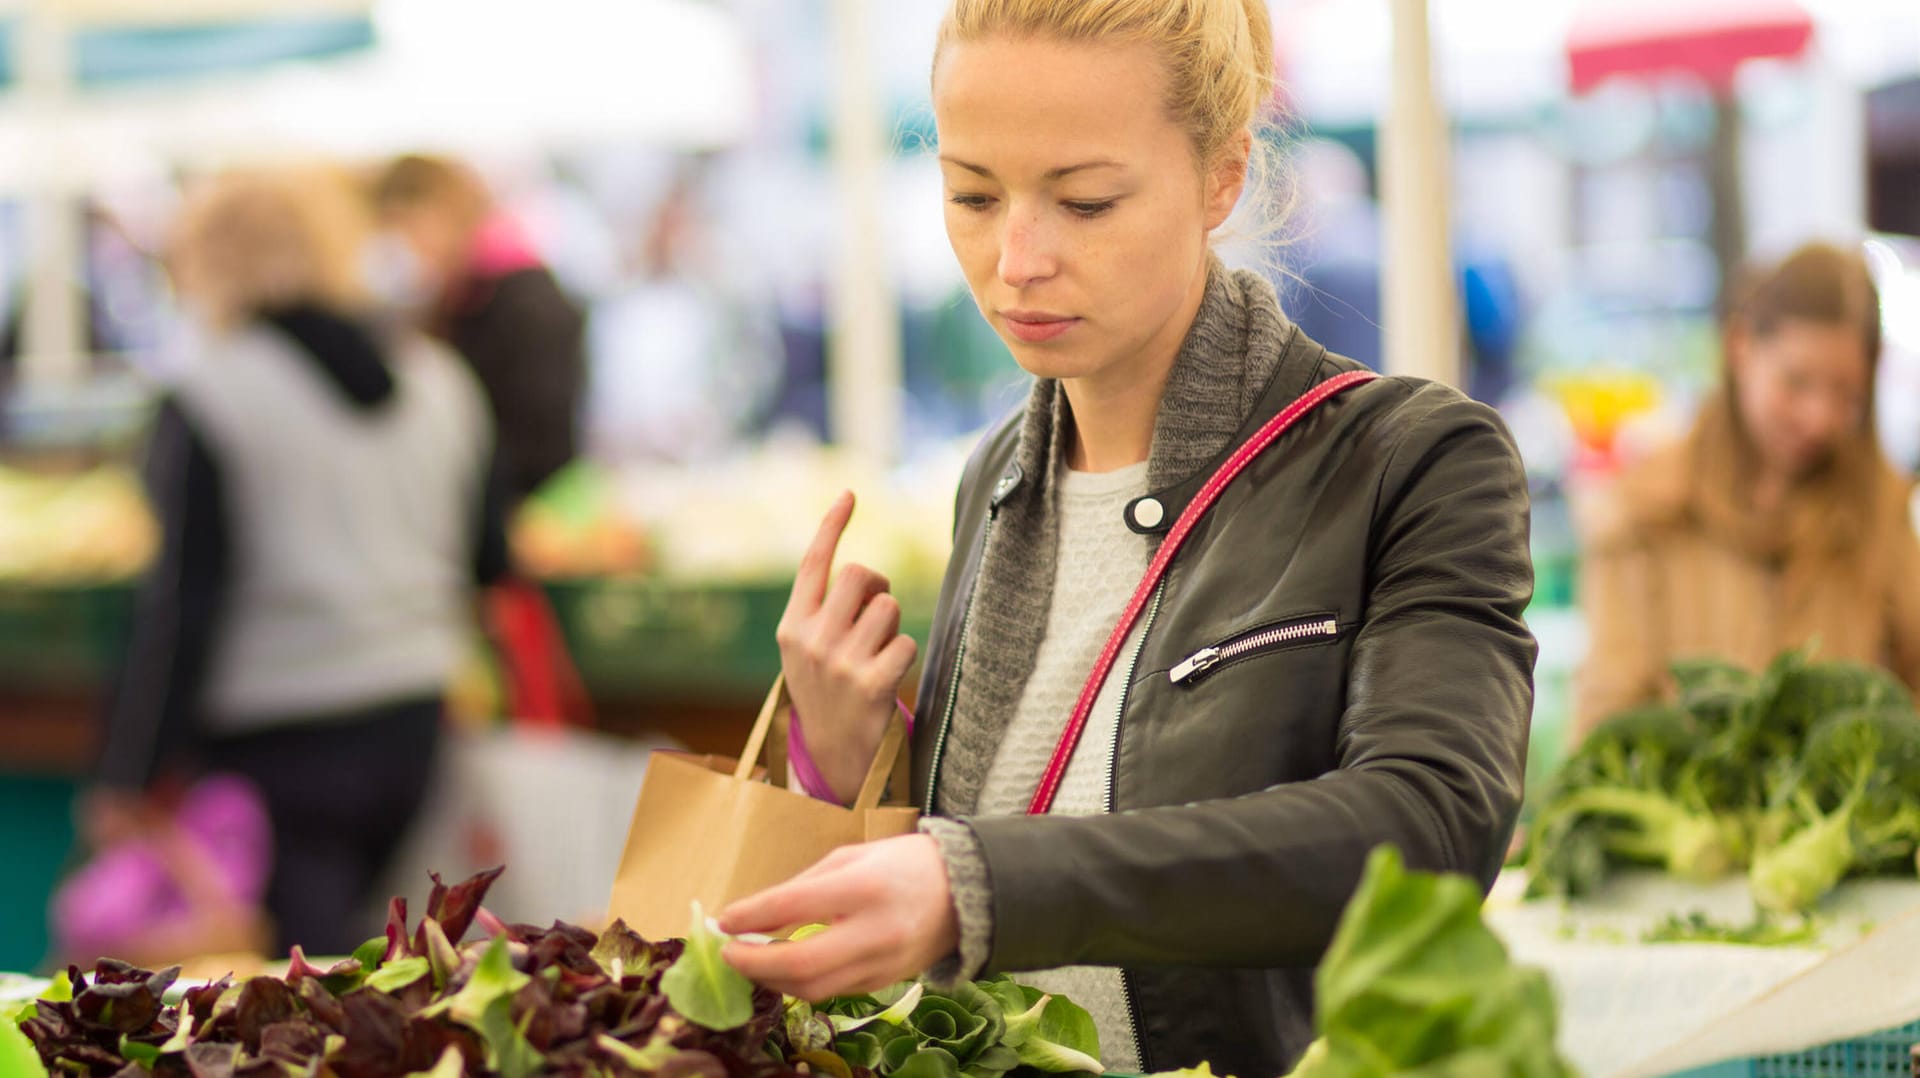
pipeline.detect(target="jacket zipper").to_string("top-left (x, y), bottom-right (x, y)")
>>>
top-left (1107, 579), bottom-right (1165, 1072)
top-left (1167, 615), bottom-right (1339, 685)
top-left (925, 513), bottom-right (995, 809)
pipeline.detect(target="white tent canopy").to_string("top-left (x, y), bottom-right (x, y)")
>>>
top-left (2, 0), bottom-right (752, 385)
top-left (0, 0), bottom-right (752, 182)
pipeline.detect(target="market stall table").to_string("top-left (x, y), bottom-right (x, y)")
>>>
top-left (1489, 870), bottom-right (1920, 1076)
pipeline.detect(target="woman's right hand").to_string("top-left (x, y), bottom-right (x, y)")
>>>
top-left (777, 492), bottom-right (919, 804)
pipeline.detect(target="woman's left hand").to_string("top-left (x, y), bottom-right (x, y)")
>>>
top-left (718, 834), bottom-right (959, 1001)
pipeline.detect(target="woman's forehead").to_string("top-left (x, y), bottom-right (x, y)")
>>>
top-left (933, 35), bottom-right (1177, 167)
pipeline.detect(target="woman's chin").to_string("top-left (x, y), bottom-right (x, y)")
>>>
top-left (1002, 341), bottom-right (1103, 382)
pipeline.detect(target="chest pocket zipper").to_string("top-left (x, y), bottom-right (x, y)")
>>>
top-left (1168, 614), bottom-right (1341, 685)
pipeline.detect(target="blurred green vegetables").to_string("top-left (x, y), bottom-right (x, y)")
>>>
top-left (1516, 647), bottom-right (1920, 914)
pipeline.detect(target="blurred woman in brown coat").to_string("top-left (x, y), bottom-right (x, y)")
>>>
top-left (1577, 242), bottom-right (1920, 735)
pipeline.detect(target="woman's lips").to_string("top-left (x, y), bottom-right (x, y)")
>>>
top-left (1002, 312), bottom-right (1079, 343)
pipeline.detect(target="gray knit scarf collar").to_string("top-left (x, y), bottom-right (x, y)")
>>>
top-left (935, 260), bottom-right (1305, 816)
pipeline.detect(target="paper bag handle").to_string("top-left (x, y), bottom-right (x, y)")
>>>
top-left (734, 673), bottom-right (911, 811)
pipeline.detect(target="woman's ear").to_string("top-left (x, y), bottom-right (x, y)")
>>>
top-left (1205, 129), bottom-right (1253, 232)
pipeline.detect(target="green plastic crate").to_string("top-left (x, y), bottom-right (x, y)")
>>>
top-left (0, 582), bottom-right (134, 691)
top-left (544, 578), bottom-right (936, 701)
top-left (0, 772), bottom-right (78, 974)
top-left (1668, 1020), bottom-right (1920, 1077)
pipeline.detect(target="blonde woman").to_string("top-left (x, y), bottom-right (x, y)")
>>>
top-left (88, 167), bottom-right (507, 955)
top-left (719, 2), bottom-right (1536, 1074)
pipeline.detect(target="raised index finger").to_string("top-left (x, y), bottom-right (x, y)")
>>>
top-left (788, 491), bottom-right (856, 619)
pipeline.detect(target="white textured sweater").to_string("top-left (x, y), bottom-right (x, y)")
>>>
top-left (972, 461), bottom-right (1150, 1073)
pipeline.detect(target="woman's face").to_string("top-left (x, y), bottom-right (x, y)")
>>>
top-left (1731, 319), bottom-right (1872, 479)
top-left (932, 35), bottom-right (1246, 385)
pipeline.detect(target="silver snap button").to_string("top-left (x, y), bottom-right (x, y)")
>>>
top-left (1133, 497), bottom-right (1165, 529)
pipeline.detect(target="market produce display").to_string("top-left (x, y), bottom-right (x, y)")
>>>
top-left (10, 867), bottom-right (1103, 1078)
top-left (512, 462), bottom-right (656, 581)
top-left (9, 848), bottom-right (1572, 1078)
top-left (0, 464), bottom-right (155, 583)
top-left (1516, 647), bottom-right (1920, 913)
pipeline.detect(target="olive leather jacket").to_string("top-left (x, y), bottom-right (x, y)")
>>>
top-left (910, 319), bottom-right (1536, 1077)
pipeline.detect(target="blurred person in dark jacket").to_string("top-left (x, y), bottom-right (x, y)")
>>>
top-left (371, 155), bottom-right (585, 504)
top-left (87, 166), bottom-right (508, 956)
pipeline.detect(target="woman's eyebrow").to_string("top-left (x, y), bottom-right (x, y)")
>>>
top-left (938, 156), bottom-right (1125, 180)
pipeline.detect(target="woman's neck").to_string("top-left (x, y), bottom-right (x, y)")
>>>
top-left (1061, 368), bottom-right (1166, 472)
top-left (1061, 265), bottom-right (1211, 473)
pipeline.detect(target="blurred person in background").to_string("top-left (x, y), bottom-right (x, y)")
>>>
top-left (371, 154), bottom-right (585, 504)
top-left (372, 154), bottom-right (593, 727)
top-left (1577, 242), bottom-right (1920, 735)
top-left (85, 166), bottom-right (508, 956)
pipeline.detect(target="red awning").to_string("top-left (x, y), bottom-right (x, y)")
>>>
top-left (1568, 0), bottom-right (1815, 95)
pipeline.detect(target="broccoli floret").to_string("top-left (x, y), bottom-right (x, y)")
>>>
top-left (1671, 656), bottom-right (1770, 735)
top-left (1749, 707), bottom-right (1920, 913)
top-left (1765, 661), bottom-right (1911, 745)
top-left (1520, 705), bottom-right (1746, 895)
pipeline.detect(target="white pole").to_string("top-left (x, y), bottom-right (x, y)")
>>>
top-left (825, 0), bottom-right (902, 464)
top-left (1379, 0), bottom-right (1462, 386)
top-left (17, 0), bottom-right (87, 387)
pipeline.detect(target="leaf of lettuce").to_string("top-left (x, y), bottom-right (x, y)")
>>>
top-left (413, 936), bottom-right (539, 1077)
top-left (480, 996), bottom-right (542, 1078)
top-left (976, 978), bottom-right (1029, 1031)
top-left (1010, 994), bottom-right (1102, 1075)
top-left (363, 957), bottom-right (430, 994)
top-left (0, 1013), bottom-right (46, 1077)
top-left (598, 1032), bottom-right (680, 1072)
top-left (996, 992), bottom-right (1048, 1048)
top-left (891, 1046), bottom-right (963, 1078)
top-left (421, 917), bottom-right (462, 990)
top-left (828, 982), bottom-right (925, 1034)
top-left (156, 1010), bottom-right (194, 1054)
top-left (980, 982), bottom-right (1099, 1074)
top-left (965, 1044), bottom-right (1022, 1078)
top-left (351, 936), bottom-right (388, 971)
top-left (835, 1025), bottom-right (913, 1070)
top-left (1308, 846), bottom-right (1576, 1077)
top-left (418, 936), bottom-right (529, 1027)
top-left (118, 1034), bottom-right (160, 1067)
top-left (797, 1048), bottom-right (856, 1078)
top-left (659, 903), bottom-right (754, 1032)
top-left (405, 1045), bottom-right (467, 1078)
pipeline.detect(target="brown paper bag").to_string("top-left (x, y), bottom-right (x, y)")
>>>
top-left (607, 674), bottom-right (919, 940)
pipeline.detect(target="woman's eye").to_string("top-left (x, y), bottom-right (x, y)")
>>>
top-left (1065, 200), bottom-right (1117, 219)
top-left (948, 194), bottom-right (995, 212)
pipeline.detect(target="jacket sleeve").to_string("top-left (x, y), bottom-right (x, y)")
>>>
top-left (96, 399), bottom-right (230, 790)
top-left (961, 388), bottom-right (1535, 973)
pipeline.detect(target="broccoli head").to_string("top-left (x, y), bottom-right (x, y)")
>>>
top-left (1748, 707), bottom-right (1920, 913)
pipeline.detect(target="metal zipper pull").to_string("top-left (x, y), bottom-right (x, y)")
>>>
top-left (1169, 647), bottom-right (1221, 685)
